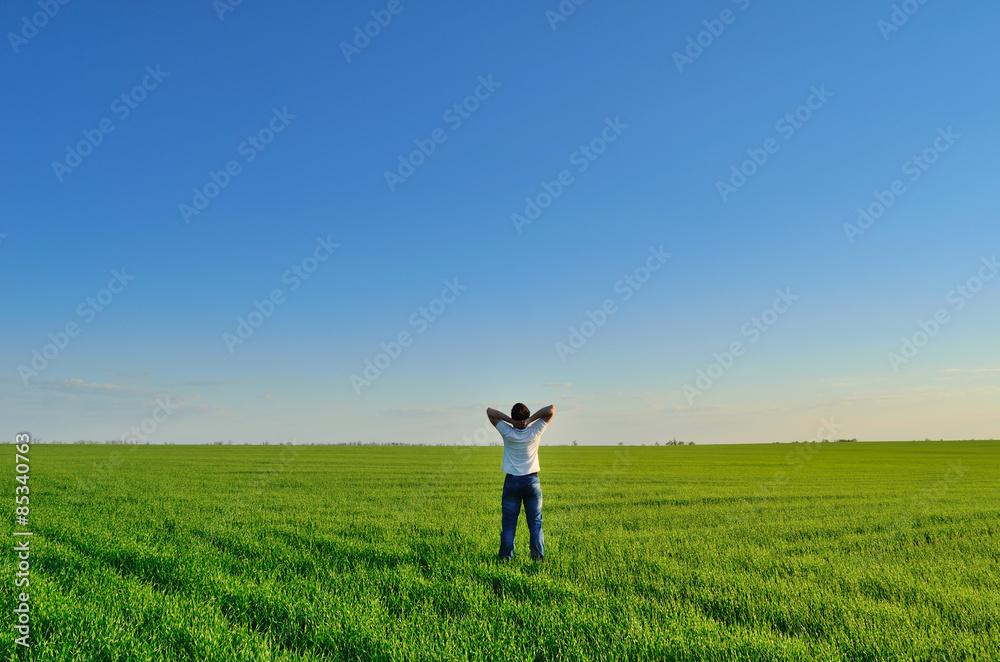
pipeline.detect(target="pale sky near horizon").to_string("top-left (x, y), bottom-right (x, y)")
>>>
top-left (2, 1), bottom-right (999, 445)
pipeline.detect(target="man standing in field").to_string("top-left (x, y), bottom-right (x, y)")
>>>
top-left (487, 403), bottom-right (555, 561)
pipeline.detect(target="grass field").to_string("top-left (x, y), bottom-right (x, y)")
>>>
top-left (6, 441), bottom-right (999, 661)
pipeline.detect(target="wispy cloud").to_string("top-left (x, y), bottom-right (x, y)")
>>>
top-left (164, 380), bottom-right (257, 387)
top-left (0, 377), bottom-right (156, 396)
top-left (107, 370), bottom-right (157, 381)
top-left (941, 367), bottom-right (1000, 374)
top-left (542, 382), bottom-right (571, 388)
top-left (379, 407), bottom-right (459, 418)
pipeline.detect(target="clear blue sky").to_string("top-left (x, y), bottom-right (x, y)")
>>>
top-left (2, 1), bottom-right (998, 445)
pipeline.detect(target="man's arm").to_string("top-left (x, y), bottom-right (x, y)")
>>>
top-left (487, 407), bottom-right (514, 428)
top-left (525, 405), bottom-right (555, 425)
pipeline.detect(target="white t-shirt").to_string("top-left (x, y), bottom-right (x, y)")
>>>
top-left (495, 419), bottom-right (548, 475)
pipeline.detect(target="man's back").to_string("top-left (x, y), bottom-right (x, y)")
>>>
top-left (488, 403), bottom-right (554, 561)
top-left (496, 419), bottom-right (547, 475)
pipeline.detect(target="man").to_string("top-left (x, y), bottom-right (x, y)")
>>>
top-left (487, 402), bottom-right (555, 561)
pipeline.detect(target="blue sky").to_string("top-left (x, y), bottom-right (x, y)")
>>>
top-left (2, 0), bottom-right (998, 445)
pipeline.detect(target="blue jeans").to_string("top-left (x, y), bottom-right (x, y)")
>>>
top-left (499, 473), bottom-right (544, 560)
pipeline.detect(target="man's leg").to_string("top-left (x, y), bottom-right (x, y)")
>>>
top-left (498, 474), bottom-right (520, 560)
top-left (524, 475), bottom-right (545, 559)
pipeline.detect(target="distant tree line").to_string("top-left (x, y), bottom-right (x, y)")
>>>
top-left (42, 438), bottom-right (942, 446)
top-left (42, 439), bottom-right (700, 446)
top-left (652, 437), bottom-right (693, 446)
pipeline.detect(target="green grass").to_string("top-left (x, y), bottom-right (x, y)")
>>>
top-left (5, 441), bottom-right (999, 661)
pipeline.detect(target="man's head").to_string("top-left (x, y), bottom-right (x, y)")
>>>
top-left (511, 403), bottom-right (530, 422)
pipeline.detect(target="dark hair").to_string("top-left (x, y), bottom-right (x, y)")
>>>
top-left (511, 403), bottom-right (530, 421)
